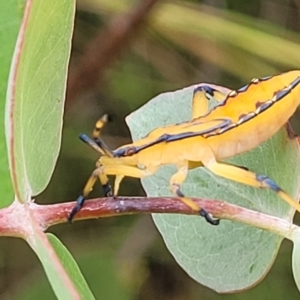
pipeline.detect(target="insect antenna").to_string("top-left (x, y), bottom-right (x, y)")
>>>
top-left (93, 136), bottom-right (114, 157)
top-left (79, 134), bottom-right (106, 156)
top-left (93, 114), bottom-right (109, 139)
top-left (91, 114), bottom-right (114, 157)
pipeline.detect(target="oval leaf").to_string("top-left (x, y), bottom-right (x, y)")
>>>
top-left (47, 234), bottom-right (95, 300)
top-left (126, 84), bottom-right (300, 292)
top-left (6, 0), bottom-right (74, 202)
top-left (28, 227), bottom-right (81, 299)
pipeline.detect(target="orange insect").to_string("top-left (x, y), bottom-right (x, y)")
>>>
top-left (69, 70), bottom-right (300, 224)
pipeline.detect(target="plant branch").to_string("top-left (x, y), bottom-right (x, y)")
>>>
top-left (28, 196), bottom-right (299, 240)
top-left (0, 197), bottom-right (297, 240)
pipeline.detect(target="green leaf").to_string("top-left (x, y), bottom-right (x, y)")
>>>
top-left (9, 244), bottom-right (132, 300)
top-left (28, 224), bottom-right (80, 299)
top-left (47, 234), bottom-right (96, 300)
top-left (0, 1), bottom-right (26, 207)
top-left (5, 0), bottom-right (75, 202)
top-left (126, 84), bottom-right (300, 292)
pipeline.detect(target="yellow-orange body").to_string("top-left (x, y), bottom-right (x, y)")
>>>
top-left (114, 71), bottom-right (300, 166)
top-left (69, 70), bottom-right (300, 224)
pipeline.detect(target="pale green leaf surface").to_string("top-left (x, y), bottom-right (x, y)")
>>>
top-left (126, 84), bottom-right (300, 292)
top-left (0, 1), bottom-right (26, 207)
top-left (6, 0), bottom-right (74, 202)
top-left (29, 228), bottom-right (80, 299)
top-left (47, 234), bottom-right (95, 300)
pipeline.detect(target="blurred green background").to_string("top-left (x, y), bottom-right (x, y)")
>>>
top-left (3, 0), bottom-right (300, 299)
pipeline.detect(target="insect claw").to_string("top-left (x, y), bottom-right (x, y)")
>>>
top-left (68, 195), bottom-right (85, 222)
top-left (199, 208), bottom-right (220, 225)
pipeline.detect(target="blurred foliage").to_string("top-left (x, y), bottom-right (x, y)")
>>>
top-left (2, 0), bottom-right (300, 299)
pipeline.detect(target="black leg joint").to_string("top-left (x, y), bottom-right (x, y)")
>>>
top-left (68, 195), bottom-right (85, 222)
top-left (103, 183), bottom-right (113, 197)
top-left (256, 174), bottom-right (281, 192)
top-left (176, 189), bottom-right (185, 197)
top-left (199, 208), bottom-right (220, 226)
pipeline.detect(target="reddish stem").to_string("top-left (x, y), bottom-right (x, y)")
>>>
top-left (32, 197), bottom-right (297, 239)
top-left (0, 197), bottom-right (297, 240)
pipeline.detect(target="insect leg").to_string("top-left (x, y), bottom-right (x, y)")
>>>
top-left (68, 164), bottom-right (155, 221)
top-left (192, 86), bottom-right (227, 118)
top-left (68, 169), bottom-right (100, 222)
top-left (170, 162), bottom-right (219, 225)
top-left (98, 169), bottom-right (113, 197)
top-left (114, 175), bottom-right (124, 196)
top-left (204, 160), bottom-right (300, 213)
top-left (98, 164), bottom-right (155, 202)
top-left (99, 156), bottom-right (157, 191)
top-left (192, 87), bottom-right (210, 118)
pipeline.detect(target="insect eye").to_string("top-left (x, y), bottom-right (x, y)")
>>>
top-left (125, 147), bottom-right (136, 156)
